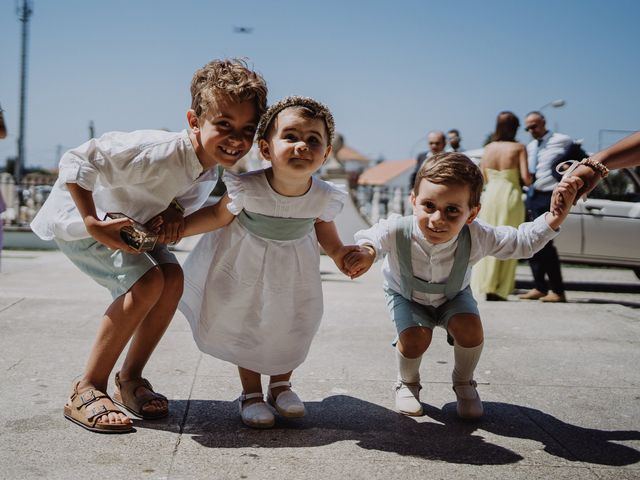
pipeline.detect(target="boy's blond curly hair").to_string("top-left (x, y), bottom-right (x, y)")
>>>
top-left (414, 152), bottom-right (484, 207)
top-left (190, 58), bottom-right (268, 119)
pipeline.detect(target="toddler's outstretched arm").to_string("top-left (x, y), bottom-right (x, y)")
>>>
top-left (182, 194), bottom-right (235, 237)
top-left (343, 245), bottom-right (376, 279)
top-left (314, 220), bottom-right (360, 277)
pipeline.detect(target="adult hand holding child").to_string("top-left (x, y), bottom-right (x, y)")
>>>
top-left (548, 175), bottom-right (584, 227)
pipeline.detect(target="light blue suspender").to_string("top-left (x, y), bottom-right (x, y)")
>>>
top-left (395, 216), bottom-right (471, 301)
top-left (236, 209), bottom-right (315, 241)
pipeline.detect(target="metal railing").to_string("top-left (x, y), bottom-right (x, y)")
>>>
top-left (0, 174), bottom-right (417, 229)
top-left (0, 173), bottom-right (55, 227)
top-left (354, 184), bottom-right (412, 224)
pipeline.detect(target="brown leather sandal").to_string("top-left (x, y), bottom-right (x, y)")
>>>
top-left (63, 381), bottom-right (133, 433)
top-left (112, 371), bottom-right (169, 419)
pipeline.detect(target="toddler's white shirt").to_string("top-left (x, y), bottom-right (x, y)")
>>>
top-left (31, 129), bottom-right (218, 241)
top-left (355, 213), bottom-right (557, 308)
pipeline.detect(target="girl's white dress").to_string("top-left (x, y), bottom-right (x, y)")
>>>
top-left (179, 169), bottom-right (346, 375)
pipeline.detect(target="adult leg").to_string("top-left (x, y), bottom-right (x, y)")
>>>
top-left (523, 191), bottom-right (553, 297)
top-left (77, 266), bottom-right (165, 425)
top-left (529, 250), bottom-right (550, 294)
top-left (542, 239), bottom-right (565, 296)
top-left (117, 263), bottom-right (183, 415)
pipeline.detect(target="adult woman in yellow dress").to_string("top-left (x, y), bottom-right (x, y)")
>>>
top-left (471, 112), bottom-right (532, 301)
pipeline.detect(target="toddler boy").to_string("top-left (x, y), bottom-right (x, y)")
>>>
top-left (345, 152), bottom-right (581, 418)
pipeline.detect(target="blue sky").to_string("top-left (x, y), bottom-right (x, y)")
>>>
top-left (1, 0), bottom-right (639, 169)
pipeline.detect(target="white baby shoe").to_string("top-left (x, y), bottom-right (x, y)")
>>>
top-left (267, 381), bottom-right (305, 418)
top-left (238, 392), bottom-right (275, 428)
top-left (452, 380), bottom-right (483, 419)
top-left (394, 381), bottom-right (423, 416)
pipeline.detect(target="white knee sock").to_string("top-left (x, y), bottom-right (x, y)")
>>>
top-left (452, 342), bottom-right (484, 384)
top-left (396, 346), bottom-right (422, 384)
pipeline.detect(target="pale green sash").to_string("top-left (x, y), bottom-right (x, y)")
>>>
top-left (395, 216), bottom-right (471, 300)
top-left (237, 210), bottom-right (315, 241)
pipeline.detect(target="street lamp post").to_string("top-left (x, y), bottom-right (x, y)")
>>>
top-left (538, 99), bottom-right (566, 111)
top-left (15, 0), bottom-right (33, 184)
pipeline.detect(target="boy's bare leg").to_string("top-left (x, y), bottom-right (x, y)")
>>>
top-left (268, 371), bottom-right (293, 398)
top-left (447, 313), bottom-right (483, 348)
top-left (239, 367), bottom-right (264, 407)
top-left (76, 267), bottom-right (165, 425)
top-left (397, 326), bottom-right (432, 358)
top-left (118, 263), bottom-right (184, 415)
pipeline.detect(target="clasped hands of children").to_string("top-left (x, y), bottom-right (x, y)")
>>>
top-left (106, 173), bottom-right (583, 279)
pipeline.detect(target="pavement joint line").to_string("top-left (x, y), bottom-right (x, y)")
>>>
top-left (0, 297), bottom-right (25, 313)
top-left (6, 358), bottom-right (23, 372)
top-left (167, 352), bottom-right (202, 478)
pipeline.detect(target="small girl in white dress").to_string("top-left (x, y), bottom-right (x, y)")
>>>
top-left (179, 96), bottom-right (357, 428)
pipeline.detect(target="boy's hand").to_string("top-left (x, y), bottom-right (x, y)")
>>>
top-left (343, 245), bottom-right (376, 279)
top-left (152, 205), bottom-right (185, 245)
top-left (85, 216), bottom-right (140, 254)
top-left (547, 175), bottom-right (584, 229)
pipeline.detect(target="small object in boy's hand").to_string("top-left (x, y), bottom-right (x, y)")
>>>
top-left (104, 212), bottom-right (159, 252)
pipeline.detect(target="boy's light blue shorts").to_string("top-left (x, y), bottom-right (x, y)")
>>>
top-left (55, 237), bottom-right (179, 300)
top-left (384, 286), bottom-right (479, 337)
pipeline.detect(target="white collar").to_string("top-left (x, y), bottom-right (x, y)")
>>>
top-left (182, 130), bottom-right (205, 180)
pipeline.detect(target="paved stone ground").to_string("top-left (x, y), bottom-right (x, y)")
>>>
top-left (1, 249), bottom-right (639, 479)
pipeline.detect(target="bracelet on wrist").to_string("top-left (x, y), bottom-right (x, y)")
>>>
top-left (579, 157), bottom-right (609, 178)
top-left (169, 199), bottom-right (185, 214)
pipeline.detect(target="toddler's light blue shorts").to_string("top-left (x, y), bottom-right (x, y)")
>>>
top-left (56, 237), bottom-right (178, 300)
top-left (384, 285), bottom-right (479, 339)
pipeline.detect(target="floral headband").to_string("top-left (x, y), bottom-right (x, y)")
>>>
top-left (256, 95), bottom-right (335, 144)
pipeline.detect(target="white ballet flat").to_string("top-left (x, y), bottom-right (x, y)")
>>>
top-left (267, 381), bottom-right (305, 418)
top-left (238, 392), bottom-right (275, 428)
top-left (394, 381), bottom-right (423, 416)
top-left (452, 380), bottom-right (483, 419)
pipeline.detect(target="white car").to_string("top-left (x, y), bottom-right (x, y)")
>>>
top-left (555, 167), bottom-right (640, 279)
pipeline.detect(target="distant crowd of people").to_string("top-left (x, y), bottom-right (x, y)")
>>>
top-left (410, 115), bottom-right (639, 304)
top-left (409, 129), bottom-right (462, 187)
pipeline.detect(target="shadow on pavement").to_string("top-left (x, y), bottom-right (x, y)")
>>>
top-left (516, 280), bottom-right (640, 308)
top-left (516, 280), bottom-right (640, 295)
top-left (572, 298), bottom-right (640, 308)
top-left (425, 402), bottom-right (640, 466)
top-left (139, 395), bottom-right (640, 466)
